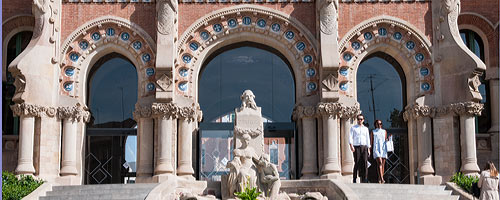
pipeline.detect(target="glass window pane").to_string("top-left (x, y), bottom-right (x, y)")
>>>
top-left (199, 130), bottom-right (234, 181)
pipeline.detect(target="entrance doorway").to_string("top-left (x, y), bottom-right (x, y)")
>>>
top-left (85, 54), bottom-right (138, 184)
top-left (356, 52), bottom-right (409, 183)
top-left (197, 43), bottom-right (296, 181)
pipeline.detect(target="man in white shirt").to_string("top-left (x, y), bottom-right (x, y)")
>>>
top-left (349, 114), bottom-right (371, 183)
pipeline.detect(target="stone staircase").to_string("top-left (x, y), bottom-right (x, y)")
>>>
top-left (345, 183), bottom-right (460, 200)
top-left (39, 183), bottom-right (159, 200)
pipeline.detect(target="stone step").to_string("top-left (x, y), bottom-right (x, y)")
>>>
top-left (51, 183), bottom-right (158, 191)
top-left (40, 193), bottom-right (147, 200)
top-left (41, 183), bottom-right (159, 200)
top-left (46, 187), bottom-right (153, 196)
top-left (346, 183), bottom-right (458, 200)
top-left (347, 183), bottom-right (446, 190)
top-left (353, 188), bottom-right (452, 195)
top-left (356, 193), bottom-right (459, 200)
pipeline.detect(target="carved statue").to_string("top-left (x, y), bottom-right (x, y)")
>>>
top-left (232, 134), bottom-right (258, 192)
top-left (240, 90), bottom-right (258, 110)
top-left (468, 72), bottom-right (483, 101)
top-left (254, 154), bottom-right (281, 199)
top-left (319, 0), bottom-right (338, 35)
top-left (157, 0), bottom-right (177, 35)
top-left (227, 156), bottom-right (242, 196)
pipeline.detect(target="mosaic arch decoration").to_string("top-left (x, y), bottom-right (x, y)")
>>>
top-left (176, 5), bottom-right (318, 98)
top-left (338, 17), bottom-right (434, 98)
top-left (59, 17), bottom-right (155, 98)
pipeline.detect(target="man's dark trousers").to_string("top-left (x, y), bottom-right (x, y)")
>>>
top-left (353, 145), bottom-right (368, 183)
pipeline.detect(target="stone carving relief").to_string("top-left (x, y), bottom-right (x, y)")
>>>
top-left (288, 192), bottom-right (328, 200)
top-left (151, 102), bottom-right (178, 119)
top-left (255, 154), bottom-right (281, 199)
top-left (319, 0), bottom-right (338, 35)
top-left (292, 105), bottom-right (317, 120)
top-left (157, 0), bottom-right (177, 35)
top-left (57, 103), bottom-right (91, 122)
top-left (316, 102), bottom-right (361, 119)
top-left (241, 90), bottom-right (258, 110)
top-left (133, 103), bottom-right (202, 121)
top-left (10, 103), bottom-right (91, 121)
top-left (156, 73), bottom-right (173, 92)
top-left (468, 71), bottom-right (483, 101)
top-left (32, 0), bottom-right (50, 39)
top-left (322, 74), bottom-right (338, 91)
top-left (133, 103), bottom-right (152, 119)
top-left (403, 101), bottom-right (484, 120)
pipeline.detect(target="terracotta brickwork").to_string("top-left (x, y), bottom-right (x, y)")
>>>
top-left (61, 3), bottom-right (156, 44)
top-left (178, 3), bottom-right (316, 38)
top-left (2, 0), bottom-right (32, 21)
top-left (2, 15), bottom-right (35, 41)
top-left (461, 0), bottom-right (499, 25)
top-left (339, 2), bottom-right (432, 41)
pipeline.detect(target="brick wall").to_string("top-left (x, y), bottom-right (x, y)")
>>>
top-left (339, 2), bottom-right (433, 41)
top-left (61, 3), bottom-right (156, 44)
top-left (2, 0), bottom-right (32, 21)
top-left (461, 0), bottom-right (499, 25)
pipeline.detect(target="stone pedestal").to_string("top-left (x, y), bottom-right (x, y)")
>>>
top-left (60, 118), bottom-right (78, 176)
top-left (16, 116), bottom-right (36, 175)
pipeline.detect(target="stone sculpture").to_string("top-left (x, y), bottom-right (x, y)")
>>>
top-left (254, 154), bottom-right (280, 199)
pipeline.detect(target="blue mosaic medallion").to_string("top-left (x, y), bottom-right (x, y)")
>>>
top-left (271, 23), bottom-right (281, 32)
top-left (242, 17), bottom-right (252, 25)
top-left (189, 42), bottom-right (199, 51)
top-left (147, 83), bottom-right (155, 91)
top-left (133, 41), bottom-right (142, 50)
top-left (306, 68), bottom-right (316, 77)
top-left (393, 32), bottom-right (402, 40)
top-left (406, 41), bottom-right (415, 50)
top-left (303, 55), bottom-right (313, 64)
top-left (421, 82), bottom-right (430, 91)
top-left (343, 53), bottom-right (352, 61)
top-left (146, 68), bottom-right (155, 77)
top-left (142, 53), bottom-right (151, 62)
top-left (296, 42), bottom-right (306, 51)
top-left (200, 31), bottom-right (210, 40)
top-left (307, 82), bottom-right (317, 91)
top-left (179, 68), bottom-right (189, 77)
top-left (364, 32), bottom-right (373, 40)
top-left (285, 31), bottom-right (295, 40)
top-left (179, 82), bottom-right (188, 91)
top-left (182, 55), bottom-right (192, 64)
top-left (378, 28), bottom-right (387, 36)
top-left (69, 52), bottom-right (79, 62)
top-left (420, 67), bottom-right (429, 76)
top-left (121, 32), bottom-right (130, 41)
top-left (106, 28), bottom-right (115, 36)
top-left (228, 19), bottom-right (238, 28)
top-left (91, 32), bottom-right (101, 41)
top-left (213, 24), bottom-right (223, 32)
top-left (339, 68), bottom-right (348, 76)
top-left (64, 82), bottom-right (73, 91)
top-left (257, 19), bottom-right (266, 28)
top-left (79, 40), bottom-right (89, 50)
top-left (65, 68), bottom-right (75, 76)
top-left (340, 82), bottom-right (348, 91)
top-left (351, 41), bottom-right (361, 50)
top-left (415, 53), bottom-right (424, 62)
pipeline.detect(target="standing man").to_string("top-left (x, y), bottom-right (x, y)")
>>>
top-left (349, 114), bottom-right (371, 183)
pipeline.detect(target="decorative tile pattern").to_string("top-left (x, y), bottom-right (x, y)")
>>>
top-left (307, 82), bottom-right (317, 91)
top-left (182, 55), bottom-right (192, 64)
top-left (147, 83), bottom-right (155, 91)
top-left (303, 55), bottom-right (312, 64)
top-left (70, 52), bottom-right (79, 62)
top-left (79, 40), bottom-right (89, 50)
top-left (257, 19), bottom-right (266, 28)
top-left (64, 82), bottom-right (73, 91)
top-left (213, 24), bottom-right (223, 32)
top-left (296, 42), bottom-right (306, 51)
top-left (351, 41), bottom-right (361, 50)
top-left (189, 42), bottom-right (199, 51)
top-left (91, 32), bottom-right (101, 41)
top-left (420, 67), bottom-right (429, 76)
top-left (142, 53), bottom-right (151, 62)
top-left (133, 41), bottom-right (142, 50)
top-left (378, 28), bottom-right (387, 36)
top-left (242, 17), bottom-right (252, 25)
top-left (146, 68), bottom-right (155, 77)
top-left (65, 68), bottom-right (75, 76)
top-left (121, 32), bottom-right (130, 41)
top-left (339, 68), bottom-right (348, 76)
top-left (200, 31), bottom-right (210, 40)
top-left (306, 68), bottom-right (316, 77)
top-left (406, 41), bottom-right (415, 50)
top-left (339, 82), bottom-right (348, 91)
top-left (364, 32), bottom-right (373, 40)
top-left (271, 23), bottom-right (281, 32)
top-left (106, 28), bottom-right (115, 36)
top-left (227, 18), bottom-right (237, 28)
top-left (421, 82), bottom-right (430, 91)
top-left (343, 53), bottom-right (352, 61)
top-left (393, 32), bottom-right (402, 40)
top-left (415, 53), bottom-right (424, 62)
top-left (179, 68), bottom-right (189, 77)
top-left (179, 82), bottom-right (188, 91)
top-left (285, 31), bottom-right (295, 40)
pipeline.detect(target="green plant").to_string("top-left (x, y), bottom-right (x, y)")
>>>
top-left (450, 172), bottom-right (479, 194)
top-left (2, 171), bottom-right (44, 200)
top-left (234, 177), bottom-right (261, 200)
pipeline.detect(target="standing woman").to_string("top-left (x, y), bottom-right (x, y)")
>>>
top-left (478, 161), bottom-right (499, 200)
top-left (371, 120), bottom-right (388, 184)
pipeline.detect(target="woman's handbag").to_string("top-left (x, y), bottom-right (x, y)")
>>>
top-left (385, 135), bottom-right (394, 152)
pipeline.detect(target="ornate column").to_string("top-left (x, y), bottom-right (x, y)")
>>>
top-left (58, 104), bottom-right (90, 176)
top-left (11, 103), bottom-right (39, 175)
top-left (455, 102), bottom-right (483, 175)
top-left (134, 104), bottom-right (154, 181)
top-left (293, 105), bottom-right (318, 179)
top-left (152, 103), bottom-right (177, 175)
top-left (176, 105), bottom-right (202, 179)
top-left (317, 103), bottom-right (341, 178)
top-left (338, 105), bottom-right (359, 176)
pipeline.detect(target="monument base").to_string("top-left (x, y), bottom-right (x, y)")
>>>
top-left (419, 175), bottom-right (443, 185)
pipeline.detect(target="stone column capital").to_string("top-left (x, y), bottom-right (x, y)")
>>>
top-left (451, 101), bottom-right (484, 117)
top-left (57, 103), bottom-right (91, 122)
top-left (177, 104), bottom-right (202, 122)
top-left (316, 102), bottom-right (360, 119)
top-left (403, 104), bottom-right (433, 121)
top-left (404, 101), bottom-right (484, 120)
top-left (151, 102), bottom-right (178, 120)
top-left (11, 103), bottom-right (57, 118)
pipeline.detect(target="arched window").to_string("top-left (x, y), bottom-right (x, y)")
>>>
top-left (460, 29), bottom-right (490, 133)
top-left (198, 42), bottom-right (295, 181)
top-left (2, 31), bottom-right (32, 135)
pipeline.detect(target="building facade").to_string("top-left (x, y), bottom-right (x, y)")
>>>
top-left (2, 0), bottom-right (499, 189)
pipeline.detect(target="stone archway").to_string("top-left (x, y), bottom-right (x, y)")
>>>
top-left (176, 5), bottom-right (318, 104)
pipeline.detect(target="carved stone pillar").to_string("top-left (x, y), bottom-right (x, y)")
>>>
top-left (152, 103), bottom-right (177, 175)
top-left (16, 115), bottom-right (36, 175)
top-left (58, 104), bottom-right (90, 176)
top-left (134, 105), bottom-right (154, 181)
top-left (340, 118), bottom-right (354, 176)
top-left (293, 105), bottom-right (318, 179)
top-left (416, 116), bottom-right (435, 176)
top-left (317, 103), bottom-right (341, 178)
top-left (176, 106), bottom-right (201, 179)
top-left (454, 102), bottom-right (483, 175)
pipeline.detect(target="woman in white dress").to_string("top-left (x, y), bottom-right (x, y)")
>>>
top-left (478, 161), bottom-right (499, 200)
top-left (371, 120), bottom-right (388, 184)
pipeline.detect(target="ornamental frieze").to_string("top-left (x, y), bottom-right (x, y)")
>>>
top-left (11, 103), bottom-right (91, 122)
top-left (152, 102), bottom-right (178, 119)
top-left (134, 103), bottom-right (202, 122)
top-left (292, 105), bottom-right (316, 120)
top-left (57, 104), bottom-right (91, 122)
top-left (403, 102), bottom-right (484, 121)
top-left (234, 126), bottom-right (263, 138)
top-left (316, 102), bottom-right (360, 119)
